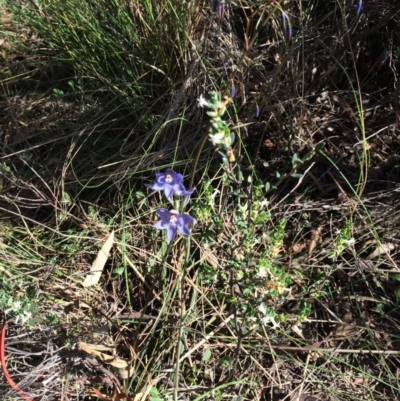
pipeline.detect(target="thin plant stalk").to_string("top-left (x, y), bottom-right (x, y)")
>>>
top-left (174, 236), bottom-right (190, 401)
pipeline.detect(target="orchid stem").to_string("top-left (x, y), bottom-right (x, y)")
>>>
top-left (174, 237), bottom-right (190, 401)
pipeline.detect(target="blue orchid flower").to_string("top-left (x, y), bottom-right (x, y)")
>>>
top-left (212, 0), bottom-right (219, 12)
top-left (218, 2), bottom-right (225, 20)
top-left (212, 0), bottom-right (225, 21)
top-left (230, 85), bottom-right (236, 99)
top-left (146, 169), bottom-right (195, 199)
top-left (153, 209), bottom-right (194, 241)
top-left (356, 1), bottom-right (363, 16)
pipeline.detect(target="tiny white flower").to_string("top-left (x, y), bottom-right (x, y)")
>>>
top-left (257, 266), bottom-right (268, 278)
top-left (211, 189), bottom-right (220, 199)
top-left (344, 238), bottom-right (355, 246)
top-left (209, 132), bottom-right (225, 146)
top-left (20, 311), bottom-right (32, 325)
top-left (13, 300), bottom-right (22, 309)
top-left (5, 300), bottom-right (22, 315)
top-left (197, 94), bottom-right (210, 108)
top-left (14, 310), bottom-right (32, 325)
top-left (258, 302), bottom-right (267, 315)
top-left (261, 315), bottom-right (280, 329)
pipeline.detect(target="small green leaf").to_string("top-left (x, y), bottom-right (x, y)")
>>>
top-left (52, 88), bottom-right (64, 96)
top-left (275, 171), bottom-right (281, 179)
top-left (291, 173), bottom-right (303, 178)
top-left (135, 190), bottom-right (145, 200)
top-left (219, 356), bottom-right (233, 367)
top-left (236, 270), bottom-right (244, 280)
top-left (149, 386), bottom-right (164, 401)
top-left (302, 151), bottom-right (314, 162)
top-left (222, 156), bottom-right (229, 166)
top-left (291, 153), bottom-right (298, 165)
top-left (63, 192), bottom-right (72, 205)
top-left (395, 287), bottom-right (400, 302)
top-left (203, 348), bottom-right (212, 363)
top-left (226, 295), bottom-right (237, 304)
top-left (254, 179), bottom-right (263, 188)
top-left (236, 168), bottom-right (243, 183)
top-left (206, 110), bottom-right (218, 118)
top-left (390, 273), bottom-right (400, 282)
top-left (265, 182), bottom-right (271, 191)
top-left (257, 211), bottom-right (270, 223)
top-left (149, 395), bottom-right (164, 401)
top-left (242, 287), bottom-right (252, 296)
top-left (315, 141), bottom-right (325, 152)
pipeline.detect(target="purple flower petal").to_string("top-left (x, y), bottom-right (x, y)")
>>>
top-left (178, 214), bottom-right (194, 226)
top-left (218, 3), bottom-right (225, 20)
top-left (173, 183), bottom-right (186, 195)
top-left (183, 187), bottom-right (195, 196)
top-left (212, 0), bottom-right (219, 12)
top-left (174, 183), bottom-right (195, 196)
top-left (145, 182), bottom-right (165, 191)
top-left (153, 220), bottom-right (165, 229)
top-left (167, 225), bottom-right (178, 241)
top-left (155, 172), bottom-right (166, 184)
top-left (356, 1), bottom-right (363, 16)
top-left (178, 225), bottom-right (191, 236)
top-left (286, 25), bottom-right (292, 41)
top-left (281, 11), bottom-right (287, 28)
top-left (164, 185), bottom-right (174, 199)
top-left (156, 208), bottom-right (171, 222)
top-left (230, 85), bottom-right (236, 98)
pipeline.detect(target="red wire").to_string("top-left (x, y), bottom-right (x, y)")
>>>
top-left (0, 323), bottom-right (34, 401)
top-left (1, 323), bottom-right (126, 400)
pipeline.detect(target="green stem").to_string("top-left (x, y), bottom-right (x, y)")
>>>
top-left (174, 236), bottom-right (190, 401)
top-left (190, 131), bottom-right (210, 189)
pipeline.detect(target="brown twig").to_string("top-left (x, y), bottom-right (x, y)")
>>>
top-left (0, 323), bottom-right (34, 401)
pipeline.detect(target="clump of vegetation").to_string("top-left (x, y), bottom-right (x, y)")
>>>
top-left (1, 0), bottom-right (400, 400)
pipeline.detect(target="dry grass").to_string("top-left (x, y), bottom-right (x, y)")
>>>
top-left (1, 1), bottom-right (400, 400)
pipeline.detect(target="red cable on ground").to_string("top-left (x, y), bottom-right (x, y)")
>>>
top-left (1, 323), bottom-right (128, 400)
top-left (0, 323), bottom-right (34, 401)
